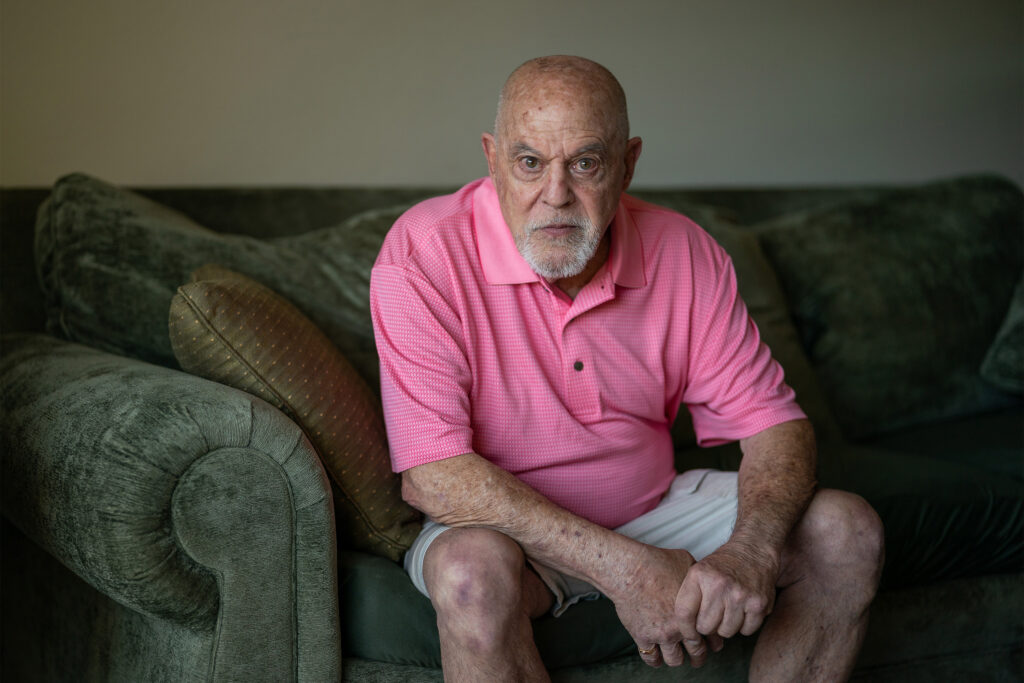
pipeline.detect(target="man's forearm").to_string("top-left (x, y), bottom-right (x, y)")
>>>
top-left (731, 419), bottom-right (818, 563)
top-left (402, 452), bottom-right (663, 601)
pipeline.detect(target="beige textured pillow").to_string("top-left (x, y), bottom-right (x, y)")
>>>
top-left (169, 264), bottom-right (421, 561)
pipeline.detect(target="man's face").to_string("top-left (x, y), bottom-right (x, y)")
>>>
top-left (482, 83), bottom-right (641, 281)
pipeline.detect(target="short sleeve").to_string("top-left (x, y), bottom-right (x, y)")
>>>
top-left (681, 241), bottom-right (806, 446)
top-left (370, 262), bottom-right (475, 471)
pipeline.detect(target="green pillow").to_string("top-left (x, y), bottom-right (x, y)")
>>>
top-left (755, 176), bottom-right (1023, 439)
top-left (169, 265), bottom-right (421, 560)
top-left (981, 276), bottom-right (1024, 394)
top-left (35, 172), bottom-right (403, 387)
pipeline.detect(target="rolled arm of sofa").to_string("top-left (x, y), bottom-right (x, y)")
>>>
top-left (0, 333), bottom-right (341, 681)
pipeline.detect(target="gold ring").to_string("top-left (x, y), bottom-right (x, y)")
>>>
top-left (638, 645), bottom-right (657, 656)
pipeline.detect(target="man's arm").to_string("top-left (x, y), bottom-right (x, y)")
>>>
top-left (403, 452), bottom-right (700, 655)
top-left (674, 418), bottom-right (817, 664)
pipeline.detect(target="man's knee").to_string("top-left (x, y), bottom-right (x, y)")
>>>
top-left (790, 489), bottom-right (885, 593)
top-left (423, 527), bottom-right (529, 617)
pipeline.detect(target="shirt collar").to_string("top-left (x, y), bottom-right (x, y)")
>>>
top-left (473, 177), bottom-right (646, 288)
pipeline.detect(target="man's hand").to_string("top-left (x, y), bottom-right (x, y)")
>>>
top-left (608, 546), bottom-right (725, 668)
top-left (650, 419), bottom-right (814, 669)
top-left (674, 539), bottom-right (780, 665)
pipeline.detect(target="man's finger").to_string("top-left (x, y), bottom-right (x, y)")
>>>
top-left (695, 597), bottom-right (725, 637)
top-left (659, 641), bottom-right (685, 667)
top-left (707, 633), bottom-right (726, 653)
top-left (676, 576), bottom-right (709, 667)
top-left (716, 601), bottom-right (745, 638)
top-left (637, 643), bottom-right (662, 668)
top-left (675, 577), bottom-right (703, 633)
top-left (739, 592), bottom-right (773, 636)
top-left (681, 636), bottom-right (708, 668)
top-left (740, 608), bottom-right (767, 637)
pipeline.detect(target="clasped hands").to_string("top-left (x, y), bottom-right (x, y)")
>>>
top-left (616, 541), bottom-right (780, 669)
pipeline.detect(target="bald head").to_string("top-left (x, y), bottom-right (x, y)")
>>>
top-left (494, 55), bottom-right (630, 149)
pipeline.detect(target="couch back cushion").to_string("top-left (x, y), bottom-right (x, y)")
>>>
top-left (755, 176), bottom-right (1023, 439)
top-left (36, 172), bottom-right (399, 388)
top-left (980, 275), bottom-right (1024, 395)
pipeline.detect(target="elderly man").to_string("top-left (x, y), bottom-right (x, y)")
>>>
top-left (370, 55), bottom-right (884, 681)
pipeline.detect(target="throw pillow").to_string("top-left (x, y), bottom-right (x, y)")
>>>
top-left (169, 264), bottom-right (421, 560)
top-left (981, 276), bottom-right (1024, 394)
top-left (35, 172), bottom-right (403, 388)
top-left (755, 176), bottom-right (1023, 439)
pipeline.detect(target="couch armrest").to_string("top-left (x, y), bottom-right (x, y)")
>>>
top-left (0, 334), bottom-right (341, 682)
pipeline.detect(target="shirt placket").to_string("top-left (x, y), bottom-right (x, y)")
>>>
top-left (561, 319), bottom-right (601, 421)
top-left (558, 274), bottom-right (614, 422)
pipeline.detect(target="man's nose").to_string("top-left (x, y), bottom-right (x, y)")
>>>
top-left (541, 165), bottom-right (574, 208)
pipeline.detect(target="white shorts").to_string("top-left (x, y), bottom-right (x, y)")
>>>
top-left (404, 469), bottom-right (739, 616)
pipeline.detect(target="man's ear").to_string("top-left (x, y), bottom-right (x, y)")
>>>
top-left (621, 136), bottom-right (643, 191)
top-left (481, 133), bottom-right (498, 178)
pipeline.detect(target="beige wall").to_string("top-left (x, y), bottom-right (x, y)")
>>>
top-left (2, 0), bottom-right (1021, 188)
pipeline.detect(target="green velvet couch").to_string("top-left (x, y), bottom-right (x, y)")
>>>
top-left (1, 173), bottom-right (1022, 682)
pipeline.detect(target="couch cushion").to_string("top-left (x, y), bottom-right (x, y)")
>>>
top-left (816, 441), bottom-right (1023, 589)
top-left (863, 407), bottom-right (1023, 481)
top-left (35, 172), bottom-right (400, 388)
top-left (169, 265), bottom-right (421, 560)
top-left (755, 176), bottom-right (1023, 439)
top-left (981, 276), bottom-right (1024, 394)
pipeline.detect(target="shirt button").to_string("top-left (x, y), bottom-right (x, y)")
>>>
top-left (573, 361), bottom-right (584, 371)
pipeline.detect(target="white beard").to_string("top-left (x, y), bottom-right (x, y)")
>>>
top-left (515, 215), bottom-right (602, 280)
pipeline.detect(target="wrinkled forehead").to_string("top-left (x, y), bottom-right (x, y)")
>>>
top-left (497, 71), bottom-right (625, 145)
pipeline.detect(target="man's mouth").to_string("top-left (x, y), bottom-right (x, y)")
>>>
top-left (535, 223), bottom-right (579, 237)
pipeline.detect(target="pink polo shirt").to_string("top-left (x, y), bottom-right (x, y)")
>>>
top-left (370, 178), bottom-right (805, 529)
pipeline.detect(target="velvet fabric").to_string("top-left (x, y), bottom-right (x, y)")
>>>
top-left (0, 334), bottom-right (341, 682)
top-left (36, 173), bottom-right (398, 387)
top-left (2, 518), bottom-right (214, 683)
top-left (821, 443), bottom-right (1023, 589)
top-left (865, 407), bottom-right (1024, 479)
top-left (982, 276), bottom-right (1024, 394)
top-left (755, 176), bottom-right (1023, 438)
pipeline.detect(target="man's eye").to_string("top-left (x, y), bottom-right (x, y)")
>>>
top-left (520, 157), bottom-right (540, 170)
top-left (575, 158), bottom-right (597, 171)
